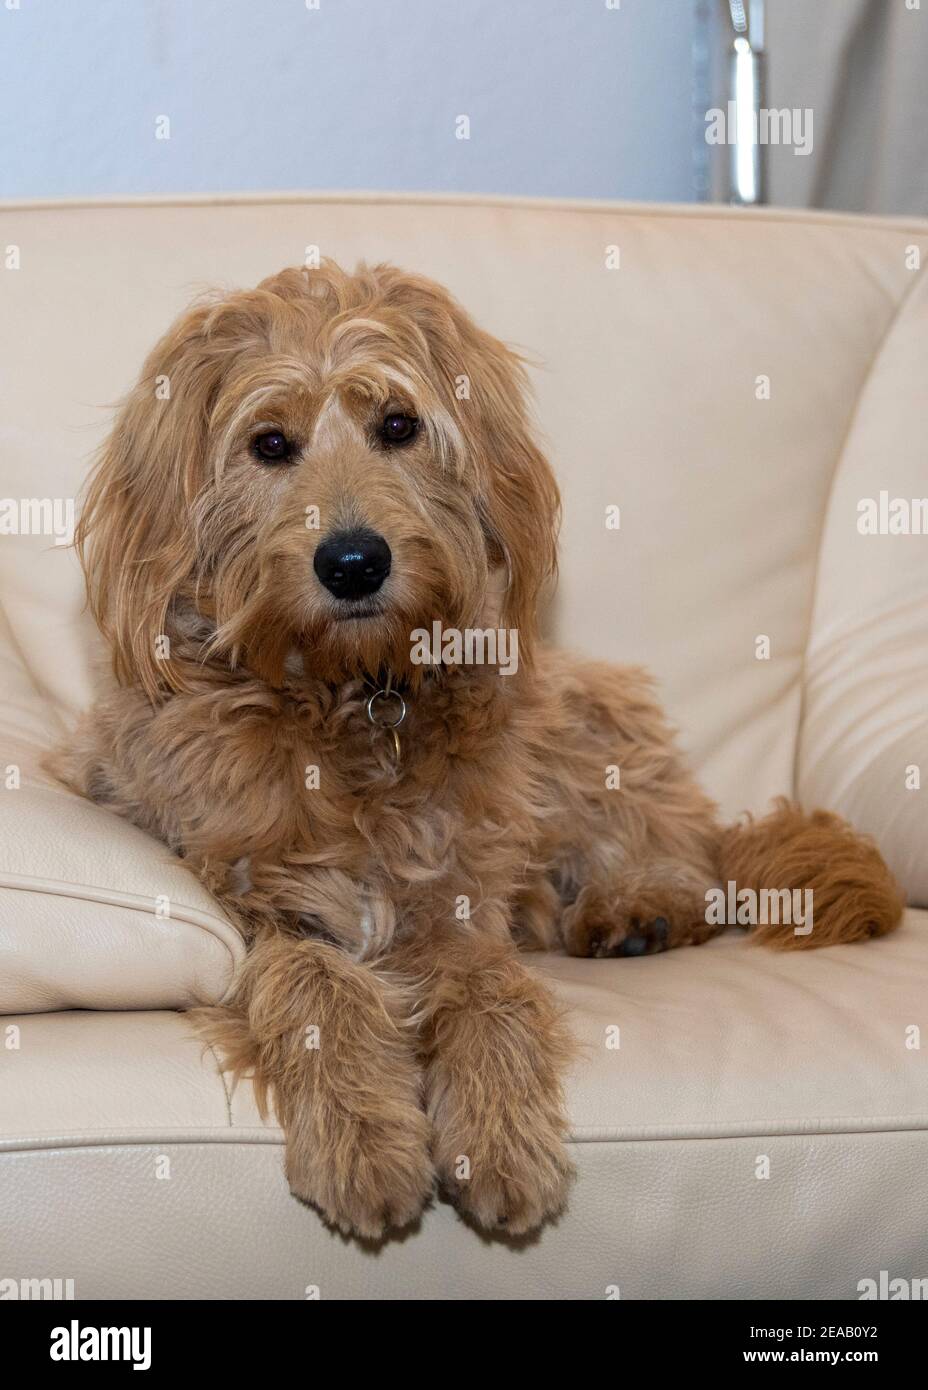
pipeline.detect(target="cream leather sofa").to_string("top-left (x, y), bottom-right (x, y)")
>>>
top-left (1, 194), bottom-right (926, 1301)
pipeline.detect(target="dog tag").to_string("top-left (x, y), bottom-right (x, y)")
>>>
top-left (366, 687), bottom-right (406, 763)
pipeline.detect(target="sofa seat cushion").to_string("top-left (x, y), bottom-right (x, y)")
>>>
top-left (2, 915), bottom-right (926, 1299)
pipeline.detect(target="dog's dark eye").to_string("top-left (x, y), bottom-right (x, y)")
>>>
top-left (380, 412), bottom-right (418, 447)
top-left (252, 430), bottom-right (292, 463)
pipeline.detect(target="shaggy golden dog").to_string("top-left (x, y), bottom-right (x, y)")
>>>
top-left (54, 261), bottom-right (904, 1239)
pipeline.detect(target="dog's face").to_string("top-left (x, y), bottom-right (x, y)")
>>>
top-left (80, 262), bottom-right (559, 694)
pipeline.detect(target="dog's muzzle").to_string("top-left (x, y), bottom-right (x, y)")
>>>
top-left (313, 528), bottom-right (392, 601)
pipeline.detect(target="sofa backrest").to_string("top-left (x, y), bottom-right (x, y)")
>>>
top-left (1, 194), bottom-right (925, 833)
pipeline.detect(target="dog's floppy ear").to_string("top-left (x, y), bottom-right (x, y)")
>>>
top-left (460, 329), bottom-right (561, 651)
top-left (372, 267), bottom-right (560, 654)
top-left (77, 300), bottom-right (223, 700)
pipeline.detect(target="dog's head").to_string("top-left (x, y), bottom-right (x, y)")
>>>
top-left (79, 261), bottom-right (560, 696)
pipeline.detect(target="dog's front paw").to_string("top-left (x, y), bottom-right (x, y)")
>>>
top-left (430, 1003), bottom-right (575, 1235)
top-left (286, 1099), bottom-right (434, 1240)
top-left (433, 1109), bottom-right (574, 1236)
top-left (419, 935), bottom-right (576, 1235)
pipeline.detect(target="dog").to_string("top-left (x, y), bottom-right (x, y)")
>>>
top-left (53, 260), bottom-right (905, 1239)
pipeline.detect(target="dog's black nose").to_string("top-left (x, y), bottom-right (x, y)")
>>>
top-left (313, 529), bottom-right (392, 601)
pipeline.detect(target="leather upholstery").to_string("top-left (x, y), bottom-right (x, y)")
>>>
top-left (0, 194), bottom-right (926, 1297)
top-left (798, 266), bottom-right (928, 903)
top-left (2, 918), bottom-right (927, 1299)
top-left (0, 783), bottom-right (241, 1013)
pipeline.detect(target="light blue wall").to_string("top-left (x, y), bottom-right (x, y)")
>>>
top-left (0, 0), bottom-right (699, 201)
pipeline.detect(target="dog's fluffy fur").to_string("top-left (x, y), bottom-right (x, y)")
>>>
top-left (52, 261), bottom-right (905, 1239)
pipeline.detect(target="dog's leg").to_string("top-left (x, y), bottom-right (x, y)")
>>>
top-left (196, 932), bottom-right (433, 1240)
top-left (559, 802), bottom-right (904, 957)
top-left (527, 654), bottom-right (725, 959)
top-left (392, 928), bottom-right (575, 1236)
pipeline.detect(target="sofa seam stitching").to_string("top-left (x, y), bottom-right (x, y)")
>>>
top-left (0, 872), bottom-right (235, 941)
top-left (3, 1121), bottom-right (928, 1153)
top-left (1, 191), bottom-right (927, 236)
top-left (0, 873), bottom-right (242, 1001)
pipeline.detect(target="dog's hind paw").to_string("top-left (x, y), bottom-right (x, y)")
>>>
top-left (570, 911), bottom-right (680, 959)
top-left (562, 874), bottom-right (718, 958)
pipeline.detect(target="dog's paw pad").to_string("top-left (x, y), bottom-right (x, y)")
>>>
top-left (613, 916), bottom-right (670, 957)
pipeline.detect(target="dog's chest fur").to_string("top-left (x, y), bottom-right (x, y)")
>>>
top-left (80, 664), bottom-right (552, 951)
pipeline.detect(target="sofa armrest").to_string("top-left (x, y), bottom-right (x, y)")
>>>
top-left (0, 780), bottom-right (244, 1014)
